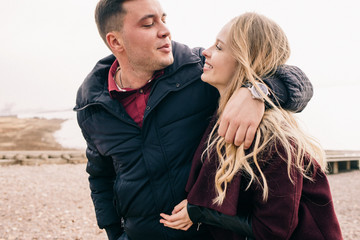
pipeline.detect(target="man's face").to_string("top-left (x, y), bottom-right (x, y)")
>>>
top-left (120, 0), bottom-right (173, 72)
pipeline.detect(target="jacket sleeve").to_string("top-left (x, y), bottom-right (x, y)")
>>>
top-left (263, 65), bottom-right (313, 113)
top-left (80, 124), bottom-right (123, 240)
top-left (187, 203), bottom-right (254, 239)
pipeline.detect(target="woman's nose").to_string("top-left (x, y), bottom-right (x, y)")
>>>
top-left (202, 48), bottom-right (210, 58)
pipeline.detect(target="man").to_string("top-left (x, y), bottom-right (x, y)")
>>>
top-left (74, 0), bottom-right (313, 239)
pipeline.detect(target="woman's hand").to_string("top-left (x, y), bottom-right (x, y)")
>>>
top-left (160, 199), bottom-right (193, 231)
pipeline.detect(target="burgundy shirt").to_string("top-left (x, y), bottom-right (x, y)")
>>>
top-left (186, 115), bottom-right (343, 240)
top-left (108, 60), bottom-right (163, 127)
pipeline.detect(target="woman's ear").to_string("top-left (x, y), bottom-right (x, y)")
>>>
top-left (106, 31), bottom-right (124, 53)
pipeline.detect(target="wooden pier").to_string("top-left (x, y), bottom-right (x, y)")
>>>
top-left (326, 150), bottom-right (360, 174)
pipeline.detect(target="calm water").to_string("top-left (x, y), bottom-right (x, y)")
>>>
top-left (17, 110), bottom-right (86, 150)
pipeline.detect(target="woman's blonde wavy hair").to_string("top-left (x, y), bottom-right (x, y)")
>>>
top-left (205, 12), bottom-right (327, 205)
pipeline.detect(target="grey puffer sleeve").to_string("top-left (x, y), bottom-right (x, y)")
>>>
top-left (263, 65), bottom-right (313, 112)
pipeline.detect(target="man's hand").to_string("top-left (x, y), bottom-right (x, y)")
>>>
top-left (160, 199), bottom-right (193, 231)
top-left (218, 88), bottom-right (265, 148)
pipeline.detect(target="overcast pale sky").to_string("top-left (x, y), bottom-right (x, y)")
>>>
top-left (0, 0), bottom-right (359, 150)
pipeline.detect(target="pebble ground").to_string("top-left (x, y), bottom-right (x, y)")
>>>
top-left (0, 164), bottom-right (359, 239)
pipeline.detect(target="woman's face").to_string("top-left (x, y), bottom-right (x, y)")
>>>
top-left (201, 22), bottom-right (237, 94)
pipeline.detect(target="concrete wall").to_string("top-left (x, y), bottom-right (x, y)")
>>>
top-left (1, 150), bottom-right (359, 174)
top-left (0, 151), bottom-right (87, 166)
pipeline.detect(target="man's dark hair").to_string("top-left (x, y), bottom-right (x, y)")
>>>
top-left (95, 0), bottom-right (128, 45)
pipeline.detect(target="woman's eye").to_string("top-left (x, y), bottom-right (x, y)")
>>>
top-left (215, 44), bottom-right (222, 50)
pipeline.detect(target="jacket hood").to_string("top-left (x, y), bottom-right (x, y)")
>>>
top-left (74, 41), bottom-right (204, 111)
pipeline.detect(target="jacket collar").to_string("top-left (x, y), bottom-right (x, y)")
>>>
top-left (74, 41), bottom-right (203, 112)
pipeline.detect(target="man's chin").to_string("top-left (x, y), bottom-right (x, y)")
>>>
top-left (159, 56), bottom-right (174, 68)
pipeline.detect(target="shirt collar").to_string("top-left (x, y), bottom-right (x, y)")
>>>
top-left (108, 60), bottom-right (164, 96)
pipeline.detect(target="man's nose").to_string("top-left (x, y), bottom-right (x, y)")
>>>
top-left (158, 22), bottom-right (171, 38)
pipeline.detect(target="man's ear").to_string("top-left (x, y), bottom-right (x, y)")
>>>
top-left (106, 31), bottom-right (124, 53)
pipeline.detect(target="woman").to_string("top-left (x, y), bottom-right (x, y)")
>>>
top-left (160, 13), bottom-right (342, 239)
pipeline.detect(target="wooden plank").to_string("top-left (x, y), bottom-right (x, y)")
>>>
top-left (333, 162), bottom-right (339, 174)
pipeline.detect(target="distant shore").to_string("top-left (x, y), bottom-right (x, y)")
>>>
top-left (0, 116), bottom-right (73, 151)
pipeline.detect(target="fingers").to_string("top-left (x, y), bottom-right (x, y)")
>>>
top-left (161, 219), bottom-right (192, 230)
top-left (160, 213), bottom-right (180, 222)
top-left (218, 117), bottom-right (229, 138)
top-left (243, 125), bottom-right (256, 149)
top-left (160, 213), bottom-right (193, 230)
top-left (172, 199), bottom-right (187, 214)
top-left (220, 120), bottom-right (257, 147)
top-left (160, 218), bottom-right (187, 229)
top-left (160, 203), bottom-right (192, 231)
top-left (233, 124), bottom-right (247, 147)
top-left (176, 223), bottom-right (192, 231)
top-left (223, 123), bottom-right (257, 148)
top-left (179, 224), bottom-right (192, 231)
top-left (219, 116), bottom-right (247, 146)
